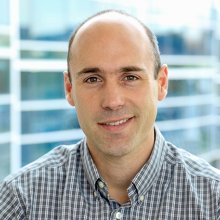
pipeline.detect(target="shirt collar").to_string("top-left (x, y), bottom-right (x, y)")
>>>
top-left (81, 126), bottom-right (167, 197)
top-left (81, 138), bottom-right (101, 191)
top-left (129, 126), bottom-right (167, 197)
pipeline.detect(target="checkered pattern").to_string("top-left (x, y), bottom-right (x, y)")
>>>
top-left (0, 127), bottom-right (220, 219)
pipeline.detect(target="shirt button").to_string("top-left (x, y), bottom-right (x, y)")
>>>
top-left (93, 191), bottom-right (97, 197)
top-left (98, 180), bottom-right (105, 189)
top-left (115, 211), bottom-right (123, 219)
top-left (139, 195), bottom-right (144, 202)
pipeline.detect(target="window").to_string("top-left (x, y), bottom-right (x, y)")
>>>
top-left (0, 143), bottom-right (10, 180)
top-left (158, 31), bottom-right (212, 55)
top-left (0, 0), bottom-right (9, 25)
top-left (0, 60), bottom-right (10, 94)
top-left (21, 71), bottom-right (65, 100)
top-left (162, 126), bottom-right (213, 155)
top-left (22, 139), bottom-right (81, 166)
top-left (168, 79), bottom-right (212, 97)
top-left (0, 105), bottom-right (10, 132)
top-left (20, 50), bottom-right (67, 59)
top-left (0, 35), bottom-right (10, 47)
top-left (20, 0), bottom-right (136, 41)
top-left (22, 109), bottom-right (79, 134)
top-left (157, 105), bottom-right (211, 121)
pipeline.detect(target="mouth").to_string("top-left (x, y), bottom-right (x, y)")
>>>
top-left (102, 118), bottom-right (129, 126)
top-left (98, 117), bottom-right (134, 131)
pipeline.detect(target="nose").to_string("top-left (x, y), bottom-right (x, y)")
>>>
top-left (101, 81), bottom-right (125, 111)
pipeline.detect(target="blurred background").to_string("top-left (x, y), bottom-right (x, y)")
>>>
top-left (0, 0), bottom-right (220, 180)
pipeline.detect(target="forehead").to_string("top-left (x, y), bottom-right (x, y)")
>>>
top-left (69, 13), bottom-right (154, 73)
top-left (77, 12), bottom-right (146, 35)
top-left (72, 12), bottom-right (150, 50)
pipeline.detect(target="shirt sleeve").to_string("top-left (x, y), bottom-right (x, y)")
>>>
top-left (0, 181), bottom-right (27, 220)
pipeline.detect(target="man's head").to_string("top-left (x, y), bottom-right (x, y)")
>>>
top-left (64, 9), bottom-right (168, 160)
top-left (67, 10), bottom-right (161, 81)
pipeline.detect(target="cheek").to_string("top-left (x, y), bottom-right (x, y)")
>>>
top-left (72, 86), bottom-right (92, 107)
top-left (136, 88), bottom-right (158, 114)
top-left (73, 92), bottom-right (98, 119)
top-left (135, 85), bottom-right (157, 103)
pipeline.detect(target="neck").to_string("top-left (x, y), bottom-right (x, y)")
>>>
top-left (89, 129), bottom-right (155, 204)
top-left (98, 156), bottom-right (139, 204)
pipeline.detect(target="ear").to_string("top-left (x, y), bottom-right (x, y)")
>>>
top-left (157, 64), bottom-right (168, 101)
top-left (63, 71), bottom-right (75, 106)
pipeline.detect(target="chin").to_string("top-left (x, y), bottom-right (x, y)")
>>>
top-left (102, 144), bottom-right (133, 158)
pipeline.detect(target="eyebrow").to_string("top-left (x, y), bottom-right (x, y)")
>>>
top-left (76, 67), bottom-right (101, 77)
top-left (76, 65), bottom-right (146, 77)
top-left (119, 66), bottom-right (145, 73)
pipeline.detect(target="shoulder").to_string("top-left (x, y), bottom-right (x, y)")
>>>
top-left (165, 142), bottom-right (220, 182)
top-left (2, 141), bottom-right (82, 185)
top-left (0, 141), bottom-right (83, 218)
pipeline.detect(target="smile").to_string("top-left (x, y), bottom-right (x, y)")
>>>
top-left (104, 118), bottom-right (129, 126)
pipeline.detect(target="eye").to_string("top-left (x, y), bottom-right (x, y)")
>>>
top-left (124, 75), bottom-right (139, 81)
top-left (84, 76), bottom-right (102, 84)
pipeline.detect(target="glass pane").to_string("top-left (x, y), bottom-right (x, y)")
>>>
top-left (158, 30), bottom-right (212, 55)
top-left (21, 71), bottom-right (65, 100)
top-left (162, 126), bottom-right (213, 155)
top-left (22, 109), bottom-right (80, 134)
top-left (20, 0), bottom-right (136, 41)
top-left (168, 79), bottom-right (212, 97)
top-left (0, 105), bottom-right (10, 132)
top-left (216, 85), bottom-right (220, 96)
top-left (0, 59), bottom-right (10, 94)
top-left (0, 0), bottom-right (9, 25)
top-left (218, 106), bottom-right (220, 115)
top-left (22, 139), bottom-right (81, 166)
top-left (20, 50), bottom-right (67, 59)
top-left (19, 0), bottom-right (214, 55)
top-left (0, 35), bottom-right (10, 47)
top-left (20, 0), bottom-right (71, 41)
top-left (157, 105), bottom-right (211, 121)
top-left (215, 125), bottom-right (220, 150)
top-left (0, 143), bottom-right (10, 180)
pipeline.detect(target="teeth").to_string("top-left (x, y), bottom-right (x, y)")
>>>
top-left (105, 119), bottom-right (128, 126)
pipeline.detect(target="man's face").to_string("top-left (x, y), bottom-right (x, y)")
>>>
top-left (65, 16), bottom-right (168, 159)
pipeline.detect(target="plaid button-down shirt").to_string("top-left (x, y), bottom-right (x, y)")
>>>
top-left (1, 127), bottom-right (220, 219)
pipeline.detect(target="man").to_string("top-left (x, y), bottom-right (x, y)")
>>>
top-left (0, 9), bottom-right (220, 219)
